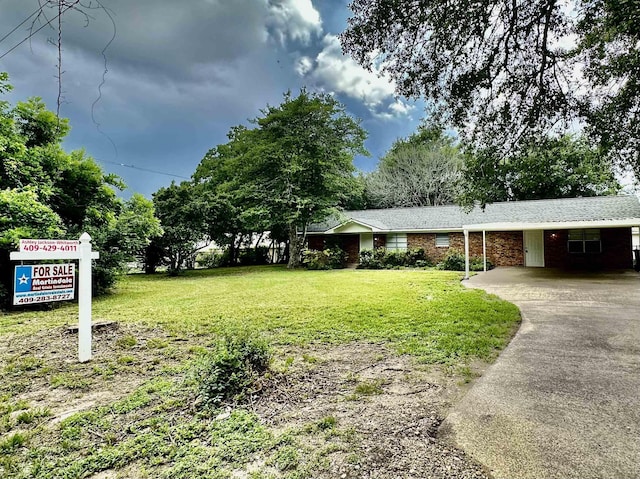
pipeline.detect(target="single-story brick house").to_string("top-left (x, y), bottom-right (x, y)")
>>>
top-left (306, 196), bottom-right (640, 278)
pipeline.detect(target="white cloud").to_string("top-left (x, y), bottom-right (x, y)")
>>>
top-left (388, 100), bottom-right (415, 116)
top-left (266, 0), bottom-right (322, 45)
top-left (299, 34), bottom-right (411, 119)
top-left (295, 56), bottom-right (314, 76)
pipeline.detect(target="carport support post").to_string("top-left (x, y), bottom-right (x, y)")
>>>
top-left (464, 229), bottom-right (470, 280)
top-left (482, 230), bottom-right (487, 272)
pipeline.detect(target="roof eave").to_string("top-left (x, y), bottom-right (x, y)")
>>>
top-left (463, 218), bottom-right (640, 232)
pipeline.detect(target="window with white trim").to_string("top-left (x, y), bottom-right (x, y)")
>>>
top-left (386, 233), bottom-right (407, 251)
top-left (568, 229), bottom-right (601, 253)
top-left (435, 233), bottom-right (450, 247)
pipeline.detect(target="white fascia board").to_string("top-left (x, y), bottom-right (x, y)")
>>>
top-left (325, 219), bottom-right (378, 233)
top-left (462, 218), bottom-right (640, 232)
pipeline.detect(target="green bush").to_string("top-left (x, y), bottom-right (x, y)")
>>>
top-left (437, 249), bottom-right (466, 271)
top-left (191, 334), bottom-right (271, 407)
top-left (303, 246), bottom-right (348, 270)
top-left (437, 249), bottom-right (494, 271)
top-left (196, 251), bottom-right (222, 269)
top-left (358, 247), bottom-right (432, 269)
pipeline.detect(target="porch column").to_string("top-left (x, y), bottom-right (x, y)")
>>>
top-left (464, 229), bottom-right (470, 280)
top-left (482, 230), bottom-right (487, 272)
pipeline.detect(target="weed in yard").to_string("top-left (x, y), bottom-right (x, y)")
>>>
top-left (117, 355), bottom-right (135, 365)
top-left (191, 333), bottom-right (271, 407)
top-left (354, 378), bottom-right (385, 396)
top-left (268, 445), bottom-right (300, 471)
top-left (16, 407), bottom-right (50, 425)
top-left (0, 432), bottom-right (26, 452)
top-left (116, 335), bottom-right (137, 349)
top-left (146, 338), bottom-right (169, 349)
top-left (50, 372), bottom-right (91, 390)
top-left (301, 354), bottom-right (317, 364)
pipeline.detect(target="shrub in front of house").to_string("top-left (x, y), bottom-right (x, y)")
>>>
top-left (196, 251), bottom-right (223, 269)
top-left (358, 248), bottom-right (433, 269)
top-left (303, 246), bottom-right (349, 270)
top-left (436, 249), bottom-right (494, 271)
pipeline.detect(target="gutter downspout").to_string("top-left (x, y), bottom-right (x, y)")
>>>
top-left (464, 229), bottom-right (470, 280)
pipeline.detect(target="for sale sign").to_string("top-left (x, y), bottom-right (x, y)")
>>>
top-left (13, 263), bottom-right (75, 305)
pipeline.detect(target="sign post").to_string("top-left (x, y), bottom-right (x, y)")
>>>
top-left (10, 233), bottom-right (99, 362)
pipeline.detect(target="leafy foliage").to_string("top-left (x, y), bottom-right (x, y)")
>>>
top-left (436, 250), bottom-right (494, 272)
top-left (341, 0), bottom-right (640, 180)
top-left (357, 248), bottom-right (432, 269)
top-left (0, 74), bottom-right (161, 306)
top-left (458, 135), bottom-right (621, 207)
top-left (303, 247), bottom-right (349, 270)
top-left (194, 90), bottom-right (368, 268)
top-left (365, 126), bottom-right (463, 208)
top-left (150, 181), bottom-right (209, 274)
top-left (191, 334), bottom-right (271, 407)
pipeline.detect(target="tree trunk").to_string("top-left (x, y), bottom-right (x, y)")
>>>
top-left (287, 226), bottom-right (302, 268)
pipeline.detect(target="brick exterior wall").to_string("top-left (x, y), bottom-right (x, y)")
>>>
top-left (307, 235), bottom-right (325, 251)
top-left (306, 234), bottom-right (360, 263)
top-left (310, 228), bottom-right (633, 269)
top-left (408, 231), bottom-right (524, 266)
top-left (544, 228), bottom-right (633, 270)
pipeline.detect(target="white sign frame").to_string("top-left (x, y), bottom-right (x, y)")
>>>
top-left (10, 233), bottom-right (99, 362)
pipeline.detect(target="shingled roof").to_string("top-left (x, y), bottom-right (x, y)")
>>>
top-left (308, 196), bottom-right (640, 233)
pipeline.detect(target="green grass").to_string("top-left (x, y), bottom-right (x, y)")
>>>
top-left (0, 266), bottom-right (519, 363)
top-left (0, 266), bottom-right (520, 479)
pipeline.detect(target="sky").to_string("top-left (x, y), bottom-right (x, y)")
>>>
top-left (0, 0), bottom-right (425, 198)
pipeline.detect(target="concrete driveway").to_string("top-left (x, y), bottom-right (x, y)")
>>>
top-left (443, 267), bottom-right (640, 479)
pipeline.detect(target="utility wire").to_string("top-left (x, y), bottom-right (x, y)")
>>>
top-left (0, 6), bottom-right (41, 46)
top-left (0, 2), bottom-right (76, 61)
top-left (99, 159), bottom-right (191, 180)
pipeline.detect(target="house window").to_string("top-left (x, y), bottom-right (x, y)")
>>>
top-left (435, 233), bottom-right (450, 247)
top-left (568, 229), bottom-right (601, 253)
top-left (386, 233), bottom-right (407, 251)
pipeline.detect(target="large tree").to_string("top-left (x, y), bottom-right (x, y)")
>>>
top-left (0, 73), bottom-right (161, 306)
top-left (458, 135), bottom-right (621, 207)
top-left (341, 0), bottom-right (640, 179)
top-left (365, 126), bottom-right (463, 208)
top-left (194, 90), bottom-right (368, 268)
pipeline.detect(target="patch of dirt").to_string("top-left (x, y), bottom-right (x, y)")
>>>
top-left (253, 343), bottom-right (491, 479)
top-left (0, 322), bottom-right (204, 420)
top-left (1, 326), bottom-right (491, 478)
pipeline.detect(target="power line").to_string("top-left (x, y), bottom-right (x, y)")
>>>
top-left (99, 159), bottom-right (191, 180)
top-left (0, 6), bottom-right (41, 46)
top-left (0, 2), bottom-right (77, 61)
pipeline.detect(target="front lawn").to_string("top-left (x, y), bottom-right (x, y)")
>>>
top-left (2, 266), bottom-right (519, 363)
top-left (0, 266), bottom-right (519, 479)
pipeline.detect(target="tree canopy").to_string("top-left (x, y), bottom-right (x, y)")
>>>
top-left (458, 135), bottom-right (621, 207)
top-left (341, 0), bottom-right (640, 179)
top-left (194, 90), bottom-right (368, 268)
top-left (365, 126), bottom-right (463, 208)
top-left (0, 73), bottom-right (161, 307)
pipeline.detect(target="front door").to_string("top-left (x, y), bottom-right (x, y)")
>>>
top-left (524, 230), bottom-right (545, 267)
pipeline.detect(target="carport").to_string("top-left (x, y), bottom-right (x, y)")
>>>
top-left (462, 217), bottom-right (640, 279)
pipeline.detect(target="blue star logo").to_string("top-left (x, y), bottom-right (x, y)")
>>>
top-left (14, 266), bottom-right (32, 293)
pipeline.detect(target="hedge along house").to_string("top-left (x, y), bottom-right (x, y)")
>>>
top-left (306, 196), bottom-right (640, 279)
